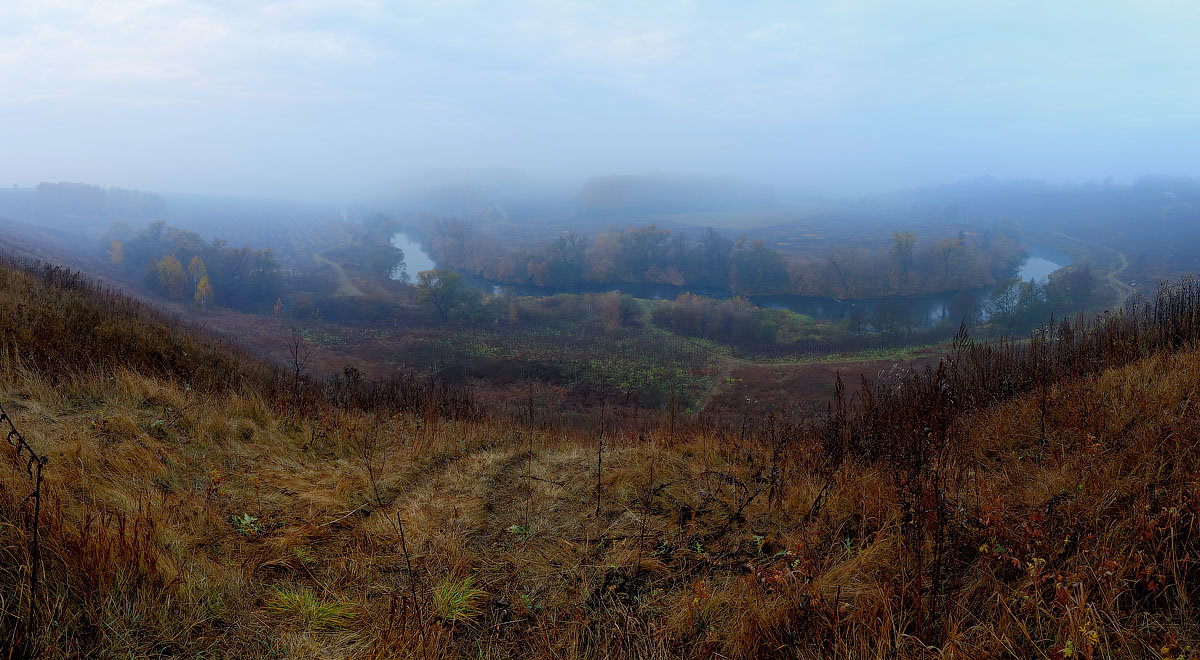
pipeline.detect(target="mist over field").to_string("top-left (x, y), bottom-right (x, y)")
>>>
top-left (4, 1), bottom-right (1200, 202)
top-left (10, 3), bottom-right (1200, 659)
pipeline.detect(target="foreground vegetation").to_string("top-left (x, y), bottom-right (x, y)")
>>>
top-left (1, 252), bottom-right (1199, 658)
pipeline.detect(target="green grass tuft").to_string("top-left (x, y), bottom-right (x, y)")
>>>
top-left (432, 574), bottom-right (486, 622)
top-left (264, 587), bottom-right (356, 630)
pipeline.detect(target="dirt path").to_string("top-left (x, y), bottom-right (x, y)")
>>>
top-left (313, 229), bottom-right (365, 297)
top-left (1104, 244), bottom-right (1135, 306)
top-left (388, 439), bottom-right (594, 552)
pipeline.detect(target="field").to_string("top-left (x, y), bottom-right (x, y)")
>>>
top-left (702, 345), bottom-right (945, 418)
top-left (2, 256), bottom-right (1200, 658)
top-left (178, 296), bottom-right (960, 426)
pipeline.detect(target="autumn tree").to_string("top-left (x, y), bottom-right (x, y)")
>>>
top-left (108, 240), bottom-right (124, 265)
top-left (362, 215), bottom-right (405, 279)
top-left (415, 269), bottom-right (467, 322)
top-left (730, 239), bottom-right (789, 294)
top-left (156, 255), bottom-right (187, 300)
top-left (118, 220), bottom-right (282, 311)
top-left (541, 232), bottom-right (587, 287)
top-left (891, 230), bottom-right (915, 274)
top-left (194, 275), bottom-right (215, 309)
top-left (187, 256), bottom-right (207, 285)
top-left (368, 242), bottom-right (405, 279)
top-left (936, 237), bottom-right (963, 281)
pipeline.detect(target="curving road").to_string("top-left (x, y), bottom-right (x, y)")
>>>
top-left (313, 229), bottom-right (366, 297)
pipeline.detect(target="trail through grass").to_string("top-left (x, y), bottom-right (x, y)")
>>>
top-left (313, 228), bottom-right (366, 297)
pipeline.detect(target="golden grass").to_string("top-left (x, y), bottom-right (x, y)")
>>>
top-left (2, 264), bottom-right (1200, 658)
top-left (1, 347), bottom-right (1198, 658)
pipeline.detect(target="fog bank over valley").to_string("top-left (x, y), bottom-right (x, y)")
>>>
top-left (4, 1), bottom-right (1200, 200)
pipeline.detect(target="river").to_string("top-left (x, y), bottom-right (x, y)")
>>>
top-left (390, 232), bottom-right (437, 281)
top-left (391, 232), bottom-right (1071, 329)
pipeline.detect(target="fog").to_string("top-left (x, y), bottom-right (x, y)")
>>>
top-left (3, 1), bottom-right (1200, 202)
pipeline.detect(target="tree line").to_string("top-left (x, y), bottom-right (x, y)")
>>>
top-left (422, 219), bottom-right (1025, 298)
top-left (103, 220), bottom-right (283, 312)
top-left (0, 182), bottom-right (166, 230)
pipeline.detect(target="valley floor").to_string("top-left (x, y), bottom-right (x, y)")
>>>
top-left (2, 331), bottom-right (1198, 658)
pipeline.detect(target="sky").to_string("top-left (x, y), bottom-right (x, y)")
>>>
top-left (2, 0), bottom-right (1200, 200)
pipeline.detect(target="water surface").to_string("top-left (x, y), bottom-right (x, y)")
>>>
top-left (390, 233), bottom-right (437, 281)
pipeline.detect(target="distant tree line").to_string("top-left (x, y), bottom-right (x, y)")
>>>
top-left (33, 182), bottom-right (166, 219)
top-left (410, 267), bottom-right (647, 332)
top-left (422, 219), bottom-right (1025, 298)
top-left (104, 220), bottom-right (282, 312)
top-left (0, 182), bottom-right (165, 229)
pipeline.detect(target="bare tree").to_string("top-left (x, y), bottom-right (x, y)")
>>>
top-left (288, 327), bottom-right (311, 412)
top-left (357, 420), bottom-right (384, 506)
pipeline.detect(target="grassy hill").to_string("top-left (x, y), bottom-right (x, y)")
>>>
top-left (1, 255), bottom-right (1198, 658)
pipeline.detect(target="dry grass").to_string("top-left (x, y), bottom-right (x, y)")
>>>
top-left (3, 350), bottom-right (1196, 658)
top-left (0, 258), bottom-right (1199, 658)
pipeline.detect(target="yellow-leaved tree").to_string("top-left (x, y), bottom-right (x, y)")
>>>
top-left (156, 255), bottom-right (187, 300)
top-left (187, 256), bottom-right (207, 285)
top-left (108, 240), bottom-right (124, 265)
top-left (195, 276), bottom-right (215, 309)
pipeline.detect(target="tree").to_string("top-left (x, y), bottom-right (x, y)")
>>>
top-left (187, 255), bottom-right (207, 285)
top-left (541, 232), bottom-right (587, 287)
top-left (363, 213), bottom-right (400, 240)
top-left (415, 269), bottom-right (466, 322)
top-left (156, 255), bottom-right (187, 300)
top-left (618, 225), bottom-right (669, 277)
top-left (891, 230), bottom-right (915, 274)
top-left (194, 276), bottom-right (215, 309)
top-left (987, 278), bottom-right (1022, 328)
top-left (108, 240), bottom-right (124, 265)
top-left (367, 242), bottom-right (405, 279)
top-left (287, 327), bottom-right (311, 411)
top-left (730, 240), bottom-right (789, 294)
top-left (248, 249), bottom-right (282, 304)
top-left (1048, 267), bottom-right (1098, 309)
top-left (936, 237), bottom-right (963, 281)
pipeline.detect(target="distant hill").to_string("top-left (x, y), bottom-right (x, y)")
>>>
top-left (578, 174), bottom-right (778, 216)
top-left (377, 168), bottom-right (575, 222)
top-left (865, 175), bottom-right (1200, 225)
top-left (0, 182), bottom-right (165, 233)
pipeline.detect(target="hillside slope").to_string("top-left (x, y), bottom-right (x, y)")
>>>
top-left (1, 257), bottom-right (1198, 659)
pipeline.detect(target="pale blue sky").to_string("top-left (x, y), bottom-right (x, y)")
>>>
top-left (3, 1), bottom-right (1199, 199)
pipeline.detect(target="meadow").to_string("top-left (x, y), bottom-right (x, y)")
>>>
top-left (1, 253), bottom-right (1198, 658)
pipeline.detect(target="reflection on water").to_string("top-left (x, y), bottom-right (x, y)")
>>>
top-left (390, 233), bottom-right (437, 280)
top-left (1019, 256), bottom-right (1062, 283)
top-left (751, 249), bottom-right (1070, 329)
top-left (391, 239), bottom-right (1070, 330)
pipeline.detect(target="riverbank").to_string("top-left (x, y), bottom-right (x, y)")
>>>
top-left (392, 231), bottom-right (1071, 330)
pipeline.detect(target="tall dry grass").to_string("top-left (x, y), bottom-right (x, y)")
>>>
top-left (0, 256), bottom-right (1198, 658)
